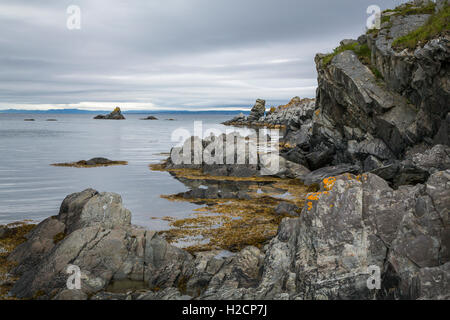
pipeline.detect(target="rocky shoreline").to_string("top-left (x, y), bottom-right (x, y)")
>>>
top-left (0, 0), bottom-right (449, 300)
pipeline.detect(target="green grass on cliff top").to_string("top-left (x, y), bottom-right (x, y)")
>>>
top-left (384, 2), bottom-right (436, 16)
top-left (392, 4), bottom-right (450, 50)
top-left (367, 2), bottom-right (436, 36)
top-left (322, 42), bottom-right (364, 66)
top-left (321, 42), bottom-right (383, 79)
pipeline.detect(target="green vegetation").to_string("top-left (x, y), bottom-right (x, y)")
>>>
top-left (366, 28), bottom-right (379, 37)
top-left (381, 15), bottom-right (391, 24)
top-left (393, 4), bottom-right (450, 50)
top-left (322, 42), bottom-right (360, 66)
top-left (384, 2), bottom-right (436, 16)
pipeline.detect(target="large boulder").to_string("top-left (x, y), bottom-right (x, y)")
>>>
top-left (7, 189), bottom-right (192, 299)
top-left (58, 189), bottom-right (131, 233)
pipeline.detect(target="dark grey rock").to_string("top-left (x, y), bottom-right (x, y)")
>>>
top-left (274, 202), bottom-right (300, 216)
top-left (94, 107), bottom-right (125, 120)
top-left (305, 147), bottom-right (335, 170)
top-left (301, 164), bottom-right (360, 185)
top-left (363, 155), bottom-right (383, 172)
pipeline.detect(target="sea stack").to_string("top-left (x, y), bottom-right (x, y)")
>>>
top-left (94, 107), bottom-right (125, 120)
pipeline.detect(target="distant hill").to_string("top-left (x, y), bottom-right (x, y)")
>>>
top-left (0, 108), bottom-right (250, 115)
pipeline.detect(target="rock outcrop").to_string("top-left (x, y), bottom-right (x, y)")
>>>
top-left (220, 1), bottom-right (449, 189)
top-left (223, 97), bottom-right (315, 129)
top-left (7, 189), bottom-right (192, 299)
top-left (244, 170), bottom-right (450, 300)
top-left (248, 99), bottom-right (266, 122)
top-left (7, 169), bottom-right (449, 299)
top-left (166, 132), bottom-right (310, 178)
top-left (94, 107), bottom-right (126, 120)
top-left (309, 1), bottom-right (449, 175)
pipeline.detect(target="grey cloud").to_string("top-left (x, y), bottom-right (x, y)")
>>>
top-left (0, 0), bottom-right (407, 110)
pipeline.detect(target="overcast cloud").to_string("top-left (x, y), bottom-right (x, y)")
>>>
top-left (0, 0), bottom-right (407, 110)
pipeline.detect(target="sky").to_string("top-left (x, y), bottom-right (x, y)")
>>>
top-left (0, 0), bottom-right (408, 111)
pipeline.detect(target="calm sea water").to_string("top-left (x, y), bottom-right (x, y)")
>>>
top-left (0, 112), bottom-right (240, 230)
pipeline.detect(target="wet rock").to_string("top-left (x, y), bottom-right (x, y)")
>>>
top-left (94, 107), bottom-right (125, 120)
